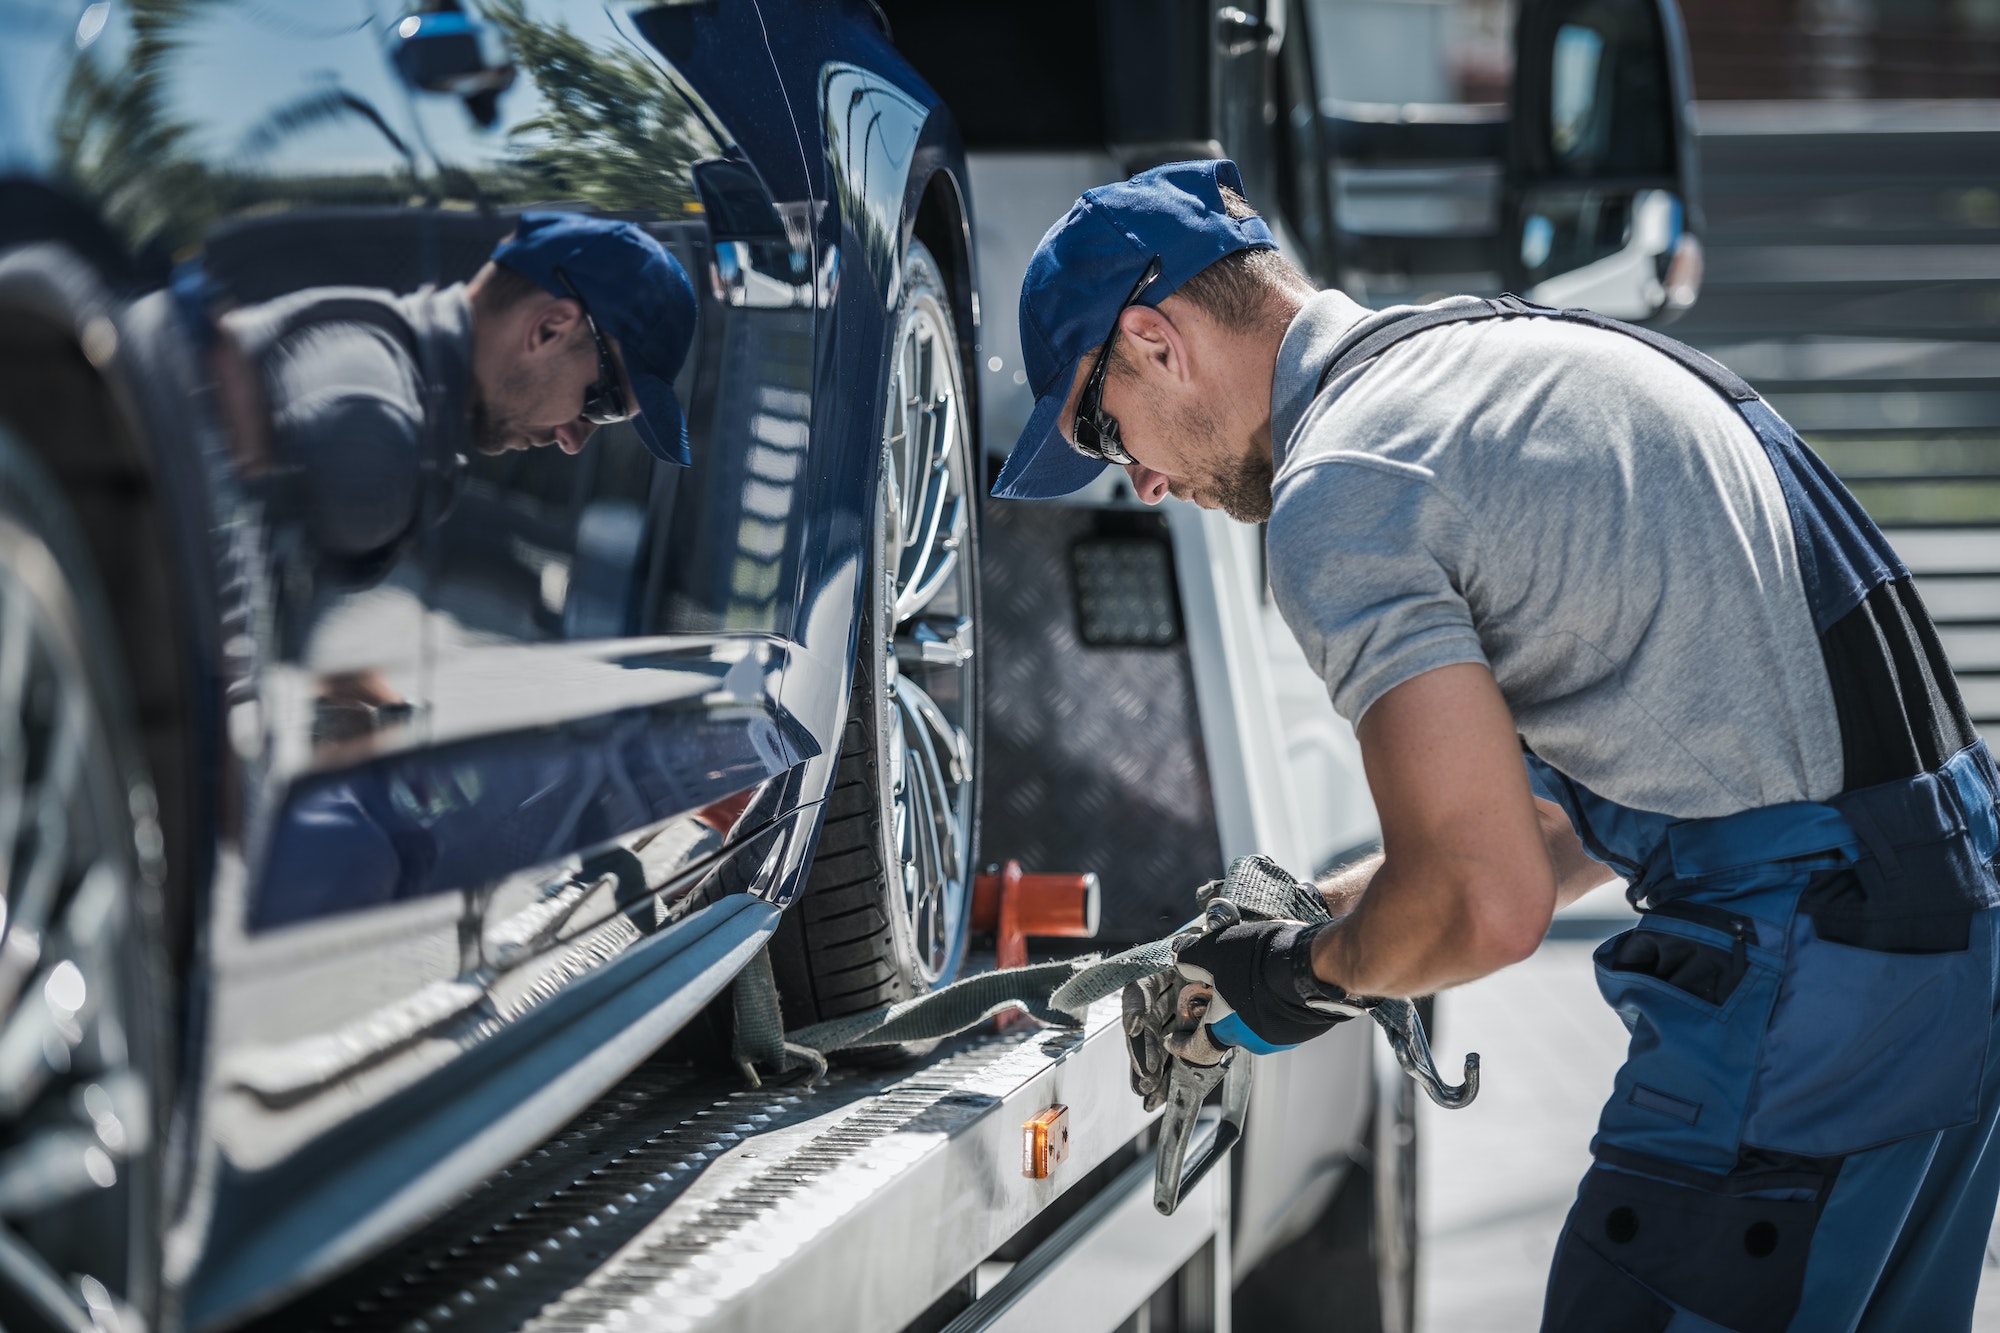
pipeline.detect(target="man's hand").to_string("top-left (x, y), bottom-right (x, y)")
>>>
top-left (1173, 919), bottom-right (1372, 1048)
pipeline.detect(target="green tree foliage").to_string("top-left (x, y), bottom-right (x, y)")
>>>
top-left (53, 0), bottom-right (227, 255)
top-left (485, 0), bottom-right (714, 214)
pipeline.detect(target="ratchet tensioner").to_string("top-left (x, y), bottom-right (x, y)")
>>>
top-left (1150, 896), bottom-right (1481, 1215)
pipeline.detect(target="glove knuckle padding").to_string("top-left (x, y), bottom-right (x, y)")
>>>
top-left (1176, 920), bottom-right (1351, 1047)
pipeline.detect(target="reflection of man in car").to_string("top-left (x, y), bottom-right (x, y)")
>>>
top-left (206, 213), bottom-right (697, 567)
top-left (212, 216), bottom-right (699, 927)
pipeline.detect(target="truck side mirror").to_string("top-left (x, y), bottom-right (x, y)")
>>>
top-left (1507, 0), bottom-right (1702, 320)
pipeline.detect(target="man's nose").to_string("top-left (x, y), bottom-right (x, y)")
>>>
top-left (556, 420), bottom-right (597, 455)
top-left (1124, 461), bottom-right (1171, 505)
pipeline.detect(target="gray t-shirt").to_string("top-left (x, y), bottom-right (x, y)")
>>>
top-left (1266, 291), bottom-right (1843, 819)
top-left (227, 284), bottom-right (474, 561)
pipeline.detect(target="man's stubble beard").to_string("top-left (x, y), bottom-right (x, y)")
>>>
top-left (469, 392), bottom-right (509, 456)
top-left (470, 370), bottom-right (537, 456)
top-left (470, 329), bottom-right (590, 455)
top-left (1211, 446), bottom-right (1274, 524)
top-left (1168, 395), bottom-right (1273, 524)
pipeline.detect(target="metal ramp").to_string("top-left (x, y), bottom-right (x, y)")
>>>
top-left (249, 999), bottom-right (1230, 1333)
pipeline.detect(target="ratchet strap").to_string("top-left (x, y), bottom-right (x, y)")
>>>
top-left (731, 856), bottom-right (1328, 1078)
top-left (735, 856), bottom-right (1337, 1079)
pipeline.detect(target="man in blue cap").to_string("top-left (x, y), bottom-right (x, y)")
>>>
top-left (1006, 160), bottom-right (2000, 1330)
top-left (193, 214), bottom-right (699, 920)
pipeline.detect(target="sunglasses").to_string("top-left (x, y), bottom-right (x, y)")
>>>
top-left (553, 267), bottom-right (636, 426)
top-left (1071, 254), bottom-right (1163, 467)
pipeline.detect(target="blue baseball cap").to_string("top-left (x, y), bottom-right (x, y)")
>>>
top-left (992, 160), bottom-right (1277, 500)
top-left (490, 213), bottom-right (698, 465)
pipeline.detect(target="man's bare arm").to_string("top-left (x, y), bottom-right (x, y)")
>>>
top-left (1315, 853), bottom-right (1379, 920)
top-left (1536, 797), bottom-right (1619, 908)
top-left (1306, 663), bottom-right (1565, 997)
top-left (1314, 800), bottom-right (1611, 950)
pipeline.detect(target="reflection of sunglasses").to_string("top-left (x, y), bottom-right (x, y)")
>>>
top-left (553, 267), bottom-right (635, 426)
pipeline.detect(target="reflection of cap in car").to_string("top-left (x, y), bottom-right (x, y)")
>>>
top-left (993, 159), bottom-right (1276, 500)
top-left (490, 213), bottom-right (699, 465)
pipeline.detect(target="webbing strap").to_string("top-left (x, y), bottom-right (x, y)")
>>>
top-left (772, 855), bottom-right (1329, 1062)
top-left (1317, 294), bottom-right (1758, 404)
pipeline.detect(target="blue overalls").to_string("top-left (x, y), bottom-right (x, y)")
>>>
top-left (1321, 296), bottom-right (2000, 1332)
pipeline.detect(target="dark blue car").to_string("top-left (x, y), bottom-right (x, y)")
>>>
top-left (0, 2), bottom-right (979, 1326)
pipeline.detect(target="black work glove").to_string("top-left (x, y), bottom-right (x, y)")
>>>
top-left (1172, 919), bottom-right (1372, 1048)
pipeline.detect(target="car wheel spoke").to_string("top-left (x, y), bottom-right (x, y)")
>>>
top-left (0, 1127), bottom-right (120, 1219)
top-left (877, 274), bottom-right (978, 988)
top-left (12, 687), bottom-right (85, 956)
top-left (893, 687), bottom-right (955, 975)
top-left (0, 514), bottom-right (150, 1327)
top-left (0, 1223), bottom-right (95, 1333)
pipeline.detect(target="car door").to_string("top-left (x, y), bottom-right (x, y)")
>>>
top-left (398, 0), bottom-right (821, 1027)
top-left (1288, 0), bottom-right (1697, 319)
top-left (1507, 0), bottom-right (1704, 319)
top-left (50, 0), bottom-right (505, 1313)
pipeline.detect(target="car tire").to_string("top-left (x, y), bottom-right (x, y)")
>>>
top-left (775, 239), bottom-right (981, 1029)
top-left (0, 423), bottom-right (171, 1333)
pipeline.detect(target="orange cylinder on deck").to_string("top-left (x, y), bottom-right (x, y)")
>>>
top-left (973, 861), bottom-right (1101, 971)
top-left (972, 863), bottom-right (1101, 937)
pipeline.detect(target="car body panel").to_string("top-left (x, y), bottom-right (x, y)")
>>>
top-left (0, 0), bottom-right (973, 1324)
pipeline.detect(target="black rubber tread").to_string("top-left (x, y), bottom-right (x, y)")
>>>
top-left (820, 956), bottom-right (899, 989)
top-left (769, 238), bottom-right (977, 1033)
top-left (799, 908), bottom-right (893, 948)
top-left (801, 847), bottom-right (880, 896)
top-left (770, 658), bottom-right (905, 1022)
top-left (799, 879), bottom-right (890, 922)
top-left (810, 808), bottom-right (875, 857)
top-left (823, 776), bottom-right (876, 821)
top-left (807, 934), bottom-right (905, 974)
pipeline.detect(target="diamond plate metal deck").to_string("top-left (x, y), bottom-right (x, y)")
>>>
top-left (979, 501), bottom-right (1227, 944)
top-left (247, 996), bottom-right (1187, 1333)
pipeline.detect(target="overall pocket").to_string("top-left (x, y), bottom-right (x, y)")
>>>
top-left (1593, 913), bottom-right (1784, 1170)
top-left (1743, 894), bottom-right (1997, 1156)
top-left (1545, 1154), bottom-right (1835, 1333)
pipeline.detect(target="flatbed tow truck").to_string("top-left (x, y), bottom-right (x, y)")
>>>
top-left (238, 474), bottom-right (1398, 1333)
top-left (253, 988), bottom-right (1234, 1333)
top-left (232, 0), bottom-right (1709, 1318)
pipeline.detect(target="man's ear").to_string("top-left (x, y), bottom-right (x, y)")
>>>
top-left (528, 297), bottom-right (584, 354)
top-left (1118, 303), bottom-right (1189, 382)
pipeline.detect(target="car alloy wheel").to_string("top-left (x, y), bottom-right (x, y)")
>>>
top-left (779, 239), bottom-right (980, 1022)
top-left (877, 257), bottom-right (978, 985)
top-left (0, 429), bottom-right (164, 1333)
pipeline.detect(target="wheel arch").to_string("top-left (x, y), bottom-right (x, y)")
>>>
top-left (902, 160), bottom-right (981, 462)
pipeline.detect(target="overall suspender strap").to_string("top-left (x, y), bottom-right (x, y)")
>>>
top-left (1313, 293), bottom-right (1995, 942)
top-left (1316, 298), bottom-right (1506, 391)
top-left (1316, 294), bottom-right (1760, 404)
